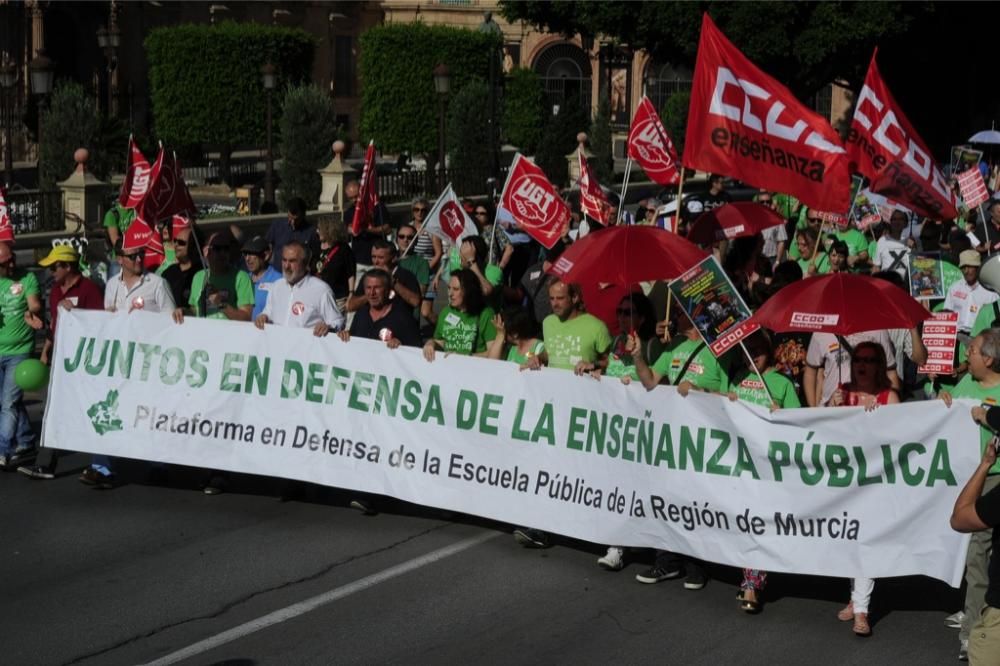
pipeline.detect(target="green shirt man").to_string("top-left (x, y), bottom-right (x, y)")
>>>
top-left (188, 268), bottom-right (255, 319)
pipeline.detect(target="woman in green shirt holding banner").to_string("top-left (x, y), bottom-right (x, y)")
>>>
top-left (487, 309), bottom-right (544, 365)
top-left (423, 269), bottom-right (496, 360)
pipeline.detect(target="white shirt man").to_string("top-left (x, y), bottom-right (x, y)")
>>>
top-left (256, 241), bottom-right (344, 335)
top-left (104, 246), bottom-right (175, 313)
top-left (945, 250), bottom-right (999, 332)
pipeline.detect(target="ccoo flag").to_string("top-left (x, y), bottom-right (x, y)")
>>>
top-left (423, 183), bottom-right (478, 245)
top-left (500, 154), bottom-right (570, 249)
top-left (627, 96), bottom-right (681, 186)
top-left (685, 13), bottom-right (851, 213)
top-left (846, 50), bottom-right (958, 220)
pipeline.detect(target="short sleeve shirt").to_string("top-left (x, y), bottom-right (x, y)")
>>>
top-left (189, 269), bottom-right (255, 319)
top-left (541, 312), bottom-right (612, 371)
top-left (951, 375), bottom-right (1000, 475)
top-left (944, 280), bottom-right (999, 332)
top-left (806, 331), bottom-right (897, 405)
top-left (798, 252), bottom-right (831, 276)
top-left (434, 306), bottom-right (496, 355)
top-left (650, 337), bottom-right (727, 392)
top-left (249, 266), bottom-right (283, 320)
top-left (350, 303), bottom-right (421, 347)
top-left (0, 270), bottom-right (39, 355)
top-left (723, 368), bottom-right (801, 409)
top-left (104, 272), bottom-right (175, 314)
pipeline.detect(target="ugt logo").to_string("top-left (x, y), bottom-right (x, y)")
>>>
top-left (511, 176), bottom-right (556, 229)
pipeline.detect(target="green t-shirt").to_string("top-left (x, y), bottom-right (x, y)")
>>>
top-left (434, 305), bottom-right (496, 354)
top-left (972, 302), bottom-right (1000, 338)
top-left (836, 228), bottom-right (869, 258)
top-left (541, 313), bottom-right (612, 371)
top-left (0, 271), bottom-right (39, 355)
top-left (189, 268), bottom-right (255, 319)
top-left (797, 252), bottom-right (831, 276)
top-left (399, 255), bottom-right (430, 290)
top-left (604, 334), bottom-right (651, 380)
top-left (650, 337), bottom-right (728, 392)
top-left (447, 248), bottom-right (502, 286)
top-left (155, 245), bottom-right (178, 276)
top-left (773, 193), bottom-right (800, 221)
top-left (723, 368), bottom-right (801, 409)
top-left (506, 339), bottom-right (545, 365)
top-left (951, 374), bottom-right (1000, 475)
top-left (102, 203), bottom-right (136, 235)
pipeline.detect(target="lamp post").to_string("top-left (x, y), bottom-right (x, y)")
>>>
top-left (96, 14), bottom-right (121, 117)
top-left (29, 51), bottom-right (53, 228)
top-left (261, 62), bottom-right (277, 205)
top-left (477, 12), bottom-right (502, 185)
top-left (433, 63), bottom-right (450, 193)
top-left (0, 52), bottom-right (17, 188)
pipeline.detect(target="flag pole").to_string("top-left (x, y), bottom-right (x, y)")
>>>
top-left (615, 158), bottom-right (633, 226)
top-left (673, 166), bottom-right (686, 232)
top-left (738, 339), bottom-right (775, 404)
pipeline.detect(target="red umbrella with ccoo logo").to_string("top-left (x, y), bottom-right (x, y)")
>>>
top-left (746, 272), bottom-right (931, 334)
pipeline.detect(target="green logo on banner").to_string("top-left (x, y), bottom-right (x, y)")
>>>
top-left (87, 389), bottom-right (124, 435)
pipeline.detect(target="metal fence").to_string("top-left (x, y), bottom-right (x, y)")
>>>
top-left (183, 160), bottom-right (266, 187)
top-left (379, 165), bottom-right (508, 203)
top-left (5, 189), bottom-right (65, 233)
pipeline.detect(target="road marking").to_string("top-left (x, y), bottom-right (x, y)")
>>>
top-left (142, 531), bottom-right (499, 666)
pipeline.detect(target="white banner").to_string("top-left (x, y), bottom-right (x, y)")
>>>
top-left (45, 311), bottom-right (979, 585)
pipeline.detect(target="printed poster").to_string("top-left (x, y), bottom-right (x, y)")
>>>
top-left (918, 312), bottom-right (959, 375)
top-left (909, 252), bottom-right (945, 300)
top-left (668, 255), bottom-right (758, 356)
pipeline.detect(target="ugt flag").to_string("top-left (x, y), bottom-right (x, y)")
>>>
top-left (118, 136), bottom-right (152, 209)
top-left (423, 183), bottom-right (477, 245)
top-left (685, 13), bottom-right (851, 213)
top-left (351, 140), bottom-right (380, 236)
top-left (0, 186), bottom-right (14, 243)
top-left (135, 145), bottom-right (197, 226)
top-left (847, 50), bottom-right (958, 220)
top-left (500, 154), bottom-right (570, 249)
top-left (577, 152), bottom-right (613, 224)
top-left (627, 96), bottom-right (681, 186)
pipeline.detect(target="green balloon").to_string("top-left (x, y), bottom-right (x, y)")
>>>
top-left (15, 359), bottom-right (49, 391)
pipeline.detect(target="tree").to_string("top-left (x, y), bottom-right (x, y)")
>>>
top-left (588, 98), bottom-right (614, 184)
top-left (145, 22), bottom-right (314, 184)
top-left (358, 23), bottom-right (502, 157)
top-left (501, 68), bottom-right (545, 154)
top-left (278, 84), bottom-right (338, 209)
top-left (534, 96), bottom-right (590, 188)
top-left (38, 81), bottom-right (102, 190)
top-left (660, 92), bottom-right (690, 157)
top-left (447, 79), bottom-right (496, 196)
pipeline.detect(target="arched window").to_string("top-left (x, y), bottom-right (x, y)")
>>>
top-left (643, 62), bottom-right (692, 111)
top-left (533, 43), bottom-right (592, 110)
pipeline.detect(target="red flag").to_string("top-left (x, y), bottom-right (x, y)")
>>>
top-left (118, 136), bottom-right (152, 209)
top-left (685, 14), bottom-right (850, 213)
top-left (171, 214), bottom-right (192, 239)
top-left (135, 145), bottom-right (197, 226)
top-left (351, 140), bottom-right (380, 236)
top-left (577, 152), bottom-right (613, 224)
top-left (847, 51), bottom-right (958, 220)
top-left (627, 96), bottom-right (681, 186)
top-left (0, 187), bottom-right (14, 244)
top-left (500, 154), bottom-right (570, 249)
top-left (122, 218), bottom-right (164, 256)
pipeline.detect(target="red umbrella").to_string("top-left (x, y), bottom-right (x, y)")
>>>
top-left (548, 225), bottom-right (707, 285)
top-left (747, 272), bottom-right (931, 335)
top-left (687, 201), bottom-right (786, 245)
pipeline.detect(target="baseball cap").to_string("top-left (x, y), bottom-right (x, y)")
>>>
top-left (960, 249), bottom-right (982, 267)
top-left (241, 236), bottom-right (269, 254)
top-left (39, 245), bottom-right (79, 266)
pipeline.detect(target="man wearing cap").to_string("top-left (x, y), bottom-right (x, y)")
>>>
top-left (241, 235), bottom-right (282, 321)
top-left (255, 241), bottom-right (343, 335)
top-left (338, 268), bottom-right (420, 348)
top-left (174, 229), bottom-right (254, 322)
top-left (945, 250), bottom-right (999, 334)
top-left (18, 245), bottom-right (102, 479)
top-left (0, 242), bottom-right (42, 471)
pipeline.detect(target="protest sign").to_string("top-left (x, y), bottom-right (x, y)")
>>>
top-left (46, 311), bottom-right (977, 585)
top-left (909, 252), bottom-right (945, 300)
top-left (951, 145), bottom-right (983, 175)
top-left (957, 167), bottom-right (990, 208)
top-left (918, 312), bottom-right (959, 375)
top-left (667, 256), bottom-right (759, 356)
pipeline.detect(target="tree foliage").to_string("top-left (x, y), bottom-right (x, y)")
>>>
top-left (358, 23), bottom-right (502, 155)
top-left (278, 84), bottom-right (338, 209)
top-left (660, 92), bottom-right (691, 158)
top-left (534, 96), bottom-right (590, 188)
top-left (145, 22), bottom-right (314, 150)
top-left (447, 79), bottom-right (496, 196)
top-left (501, 68), bottom-right (545, 154)
top-left (588, 98), bottom-right (614, 184)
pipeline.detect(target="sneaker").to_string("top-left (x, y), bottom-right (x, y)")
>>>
top-left (203, 475), bottom-right (227, 495)
top-left (350, 498), bottom-right (377, 515)
top-left (635, 565), bottom-right (683, 584)
top-left (946, 611), bottom-right (966, 629)
top-left (959, 639), bottom-right (968, 661)
top-left (18, 464), bottom-right (54, 480)
top-left (0, 454), bottom-right (11, 471)
top-left (597, 547), bottom-right (625, 571)
top-left (93, 472), bottom-right (115, 490)
top-left (10, 448), bottom-right (36, 466)
top-left (513, 528), bottom-right (550, 549)
top-left (684, 570), bottom-right (708, 590)
top-left (79, 468), bottom-right (101, 486)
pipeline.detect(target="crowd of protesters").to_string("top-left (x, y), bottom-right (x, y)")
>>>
top-left (6, 173), bottom-right (1000, 662)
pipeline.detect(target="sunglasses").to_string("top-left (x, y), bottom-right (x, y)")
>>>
top-left (174, 239), bottom-right (188, 246)
top-left (853, 357), bottom-right (878, 365)
top-left (758, 199), bottom-right (772, 204)
top-left (412, 207), bottom-right (427, 213)
top-left (242, 251), bottom-right (264, 258)
top-left (119, 252), bottom-right (144, 260)
top-left (807, 217), bottom-right (823, 224)
top-left (48, 263), bottom-right (68, 272)
top-left (397, 234), bottom-right (414, 240)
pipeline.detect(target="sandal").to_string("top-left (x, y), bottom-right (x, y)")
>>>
top-left (853, 612), bottom-right (872, 637)
top-left (837, 602), bottom-right (854, 622)
top-left (738, 589), bottom-right (761, 614)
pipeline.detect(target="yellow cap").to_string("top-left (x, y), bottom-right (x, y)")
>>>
top-left (38, 245), bottom-right (80, 267)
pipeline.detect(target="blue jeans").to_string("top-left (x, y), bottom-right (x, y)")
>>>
top-left (0, 353), bottom-right (35, 456)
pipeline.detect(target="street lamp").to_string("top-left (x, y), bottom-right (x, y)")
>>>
top-left (29, 51), bottom-right (53, 227)
top-left (433, 63), bottom-right (450, 192)
top-left (261, 62), bottom-right (277, 205)
top-left (0, 52), bottom-right (17, 187)
top-left (478, 12), bottom-right (502, 185)
top-left (96, 13), bottom-right (121, 116)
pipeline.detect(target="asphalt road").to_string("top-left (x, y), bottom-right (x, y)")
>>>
top-left (1, 402), bottom-right (969, 666)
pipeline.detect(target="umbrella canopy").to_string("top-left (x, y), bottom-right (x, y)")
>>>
top-left (687, 201), bottom-right (787, 246)
top-left (969, 130), bottom-right (1000, 145)
top-left (747, 273), bottom-right (931, 335)
top-left (548, 225), bottom-right (707, 286)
